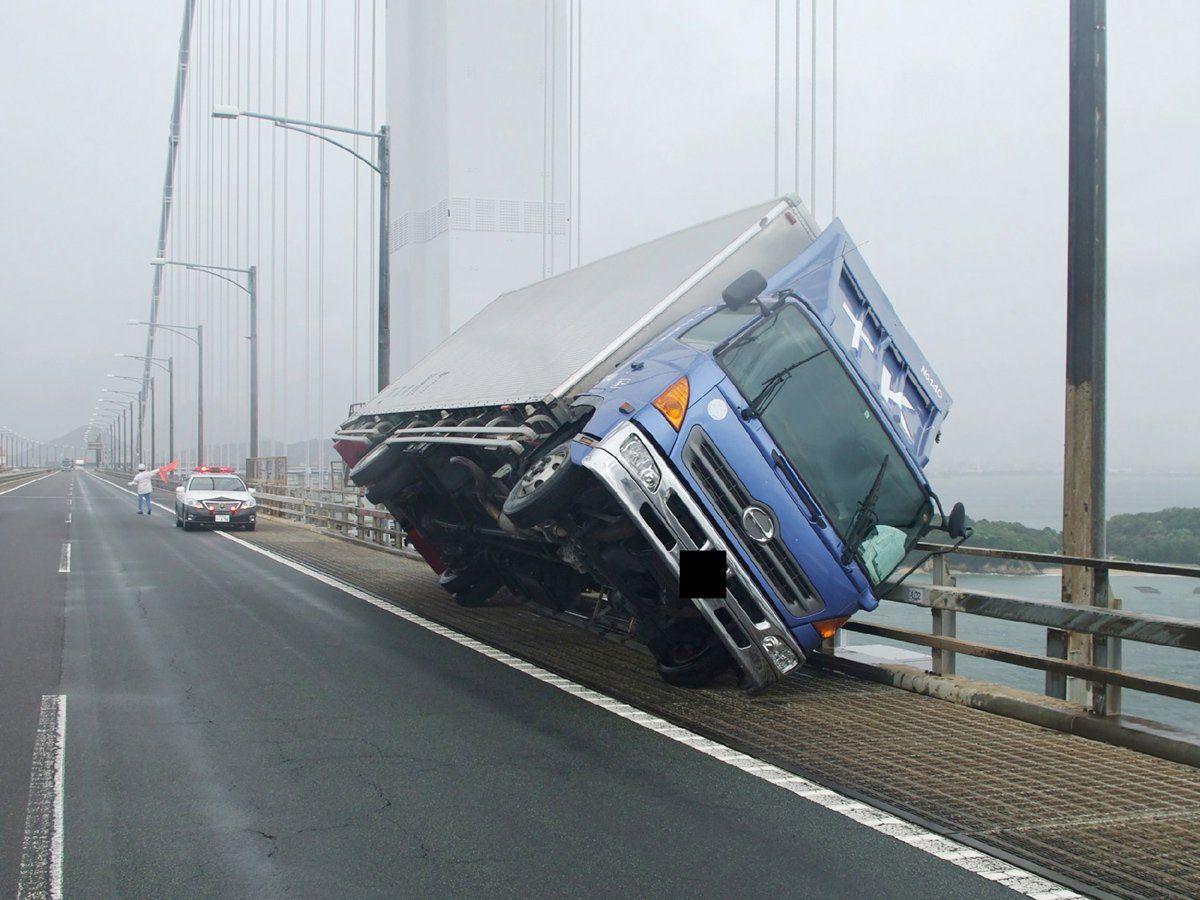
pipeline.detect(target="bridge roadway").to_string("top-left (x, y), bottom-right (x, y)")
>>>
top-left (0, 470), bottom-right (1195, 898)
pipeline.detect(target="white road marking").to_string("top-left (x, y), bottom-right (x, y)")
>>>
top-left (57, 544), bottom-right (70, 574)
top-left (86, 471), bottom-right (1080, 897)
top-left (0, 471), bottom-right (57, 498)
top-left (65, 514), bottom-right (71, 525)
top-left (18, 694), bottom-right (66, 900)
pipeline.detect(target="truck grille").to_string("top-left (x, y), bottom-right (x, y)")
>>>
top-left (682, 427), bottom-right (823, 616)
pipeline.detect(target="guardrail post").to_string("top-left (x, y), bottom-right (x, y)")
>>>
top-left (1091, 573), bottom-right (1121, 716)
top-left (931, 555), bottom-right (956, 676)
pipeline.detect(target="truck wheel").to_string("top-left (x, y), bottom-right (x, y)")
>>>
top-left (348, 440), bottom-right (404, 487)
top-left (654, 641), bottom-right (731, 688)
top-left (364, 458), bottom-right (419, 505)
top-left (438, 567), bottom-right (500, 607)
top-left (502, 442), bottom-right (582, 528)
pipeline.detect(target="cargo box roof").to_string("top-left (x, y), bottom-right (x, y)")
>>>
top-left (350, 195), bottom-right (819, 421)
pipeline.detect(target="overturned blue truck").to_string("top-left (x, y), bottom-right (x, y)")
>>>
top-left (334, 196), bottom-right (967, 691)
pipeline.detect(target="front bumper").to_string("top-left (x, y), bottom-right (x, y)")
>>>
top-left (580, 422), bottom-right (805, 690)
top-left (182, 506), bottom-right (256, 527)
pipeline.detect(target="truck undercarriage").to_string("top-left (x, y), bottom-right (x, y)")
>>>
top-left (342, 404), bottom-right (741, 687)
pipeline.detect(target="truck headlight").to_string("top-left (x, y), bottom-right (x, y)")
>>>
top-left (618, 433), bottom-right (661, 492)
top-left (761, 635), bottom-right (799, 673)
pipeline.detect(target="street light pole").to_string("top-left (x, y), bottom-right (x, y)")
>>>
top-left (132, 320), bottom-right (203, 466)
top-left (117, 354), bottom-right (174, 463)
top-left (213, 105), bottom-right (391, 390)
top-left (150, 260), bottom-right (255, 460)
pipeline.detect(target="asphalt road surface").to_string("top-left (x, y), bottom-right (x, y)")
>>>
top-left (0, 470), bottom-right (1020, 898)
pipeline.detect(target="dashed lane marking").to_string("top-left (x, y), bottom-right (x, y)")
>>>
top-left (17, 694), bottom-right (66, 900)
top-left (57, 544), bottom-right (70, 574)
top-left (88, 470), bottom-right (1079, 898)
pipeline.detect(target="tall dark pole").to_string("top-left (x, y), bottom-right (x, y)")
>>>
top-left (248, 266), bottom-right (258, 460)
top-left (377, 125), bottom-right (391, 391)
top-left (1050, 0), bottom-right (1112, 712)
top-left (128, 401), bottom-right (135, 469)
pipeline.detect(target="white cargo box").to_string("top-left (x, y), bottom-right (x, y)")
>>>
top-left (352, 195), bottom-right (819, 421)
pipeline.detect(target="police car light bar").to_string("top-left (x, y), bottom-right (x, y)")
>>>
top-left (193, 465), bottom-right (236, 473)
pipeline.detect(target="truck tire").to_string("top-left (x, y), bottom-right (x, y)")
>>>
top-left (438, 567), bottom-right (500, 607)
top-left (348, 440), bottom-right (404, 487)
top-left (364, 458), bottom-right (420, 505)
top-left (653, 640), bottom-right (732, 688)
top-left (501, 442), bottom-right (583, 528)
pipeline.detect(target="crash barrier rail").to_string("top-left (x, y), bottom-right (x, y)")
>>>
top-left (246, 482), bottom-right (409, 551)
top-left (0, 468), bottom-right (50, 487)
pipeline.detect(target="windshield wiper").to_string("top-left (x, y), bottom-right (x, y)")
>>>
top-left (840, 455), bottom-right (890, 565)
top-left (713, 304), bottom-right (782, 356)
top-left (742, 348), bottom-right (829, 419)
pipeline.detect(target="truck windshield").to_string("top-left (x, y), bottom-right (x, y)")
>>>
top-left (716, 304), bottom-right (931, 582)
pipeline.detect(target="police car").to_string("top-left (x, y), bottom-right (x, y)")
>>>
top-left (174, 466), bottom-right (258, 531)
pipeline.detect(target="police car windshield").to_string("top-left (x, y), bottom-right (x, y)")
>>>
top-left (190, 476), bottom-right (245, 492)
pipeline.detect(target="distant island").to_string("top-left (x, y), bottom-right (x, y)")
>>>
top-left (945, 508), bottom-right (1200, 573)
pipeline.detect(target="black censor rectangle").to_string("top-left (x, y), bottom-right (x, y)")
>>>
top-left (679, 550), bottom-right (727, 599)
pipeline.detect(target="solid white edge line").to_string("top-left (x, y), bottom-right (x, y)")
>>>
top-left (0, 471), bottom-right (58, 498)
top-left (17, 694), bottom-right (66, 900)
top-left (86, 471), bottom-right (1079, 898)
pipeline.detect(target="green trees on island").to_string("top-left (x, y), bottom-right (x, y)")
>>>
top-left (954, 508), bottom-right (1200, 571)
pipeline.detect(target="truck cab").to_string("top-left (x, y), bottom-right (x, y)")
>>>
top-left (557, 221), bottom-right (956, 688)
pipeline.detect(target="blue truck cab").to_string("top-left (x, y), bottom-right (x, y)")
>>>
top-left (572, 220), bottom-right (954, 688)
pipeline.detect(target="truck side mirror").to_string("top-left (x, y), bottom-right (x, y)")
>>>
top-left (722, 269), bottom-right (768, 310)
top-left (947, 502), bottom-right (967, 540)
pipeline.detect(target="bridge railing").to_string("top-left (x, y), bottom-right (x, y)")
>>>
top-left (244, 479), bottom-right (1200, 746)
top-left (852, 544), bottom-right (1200, 722)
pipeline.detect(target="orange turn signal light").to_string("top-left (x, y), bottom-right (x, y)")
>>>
top-left (813, 616), bottom-right (850, 639)
top-left (652, 376), bottom-right (690, 431)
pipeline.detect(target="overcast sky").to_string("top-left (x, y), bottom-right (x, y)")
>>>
top-left (1, 1), bottom-right (1198, 475)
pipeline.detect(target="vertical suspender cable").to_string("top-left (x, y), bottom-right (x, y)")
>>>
top-left (318, 0), bottom-right (326, 477)
top-left (567, 0), bottom-right (574, 269)
top-left (794, 0), bottom-right (801, 194)
top-left (575, 0), bottom-right (583, 265)
top-left (352, 0), bottom-right (361, 402)
top-left (282, 0), bottom-right (290, 461)
top-left (542, 0), bottom-right (550, 279)
top-left (773, 0), bottom-right (780, 196)
top-left (549, 0), bottom-right (557, 277)
top-left (369, 0), bottom-right (377, 385)
top-left (831, 0), bottom-right (838, 218)
top-left (304, 0), bottom-right (312, 484)
top-left (270, 0), bottom-right (278, 454)
top-left (810, 0), bottom-right (817, 218)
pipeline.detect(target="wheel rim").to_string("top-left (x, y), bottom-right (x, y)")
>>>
top-left (514, 445), bottom-right (569, 500)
